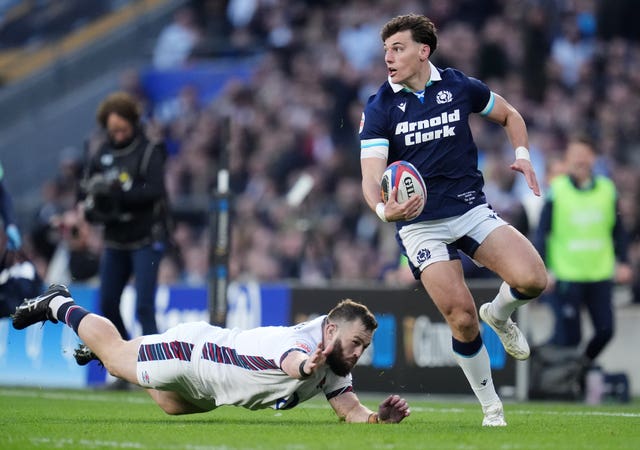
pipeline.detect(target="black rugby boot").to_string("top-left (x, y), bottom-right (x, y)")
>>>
top-left (12, 284), bottom-right (71, 330)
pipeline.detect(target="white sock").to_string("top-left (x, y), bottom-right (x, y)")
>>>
top-left (453, 345), bottom-right (501, 408)
top-left (49, 296), bottom-right (74, 319)
top-left (490, 281), bottom-right (530, 322)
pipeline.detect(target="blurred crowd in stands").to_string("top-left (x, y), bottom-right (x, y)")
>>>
top-left (0, 1), bottom-right (115, 51)
top-left (12, 0), bottom-right (640, 301)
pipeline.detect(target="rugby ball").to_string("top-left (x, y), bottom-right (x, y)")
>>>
top-left (381, 160), bottom-right (426, 213)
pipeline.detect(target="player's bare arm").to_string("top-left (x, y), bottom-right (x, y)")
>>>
top-left (328, 391), bottom-right (410, 423)
top-left (361, 157), bottom-right (387, 210)
top-left (484, 93), bottom-right (541, 196)
top-left (281, 333), bottom-right (337, 379)
top-left (361, 157), bottom-right (422, 221)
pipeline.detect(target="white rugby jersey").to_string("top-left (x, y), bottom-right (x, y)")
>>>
top-left (137, 316), bottom-right (353, 410)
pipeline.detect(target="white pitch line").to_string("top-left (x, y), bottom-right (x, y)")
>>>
top-left (29, 436), bottom-right (326, 450)
top-left (28, 436), bottom-right (408, 450)
top-left (402, 406), bottom-right (640, 418)
top-left (508, 409), bottom-right (640, 418)
top-left (0, 388), bottom-right (150, 404)
top-left (30, 437), bottom-right (241, 450)
top-left (298, 403), bottom-right (640, 419)
top-left (3, 388), bottom-right (639, 418)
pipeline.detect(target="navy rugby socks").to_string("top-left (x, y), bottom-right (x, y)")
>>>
top-left (49, 296), bottom-right (89, 333)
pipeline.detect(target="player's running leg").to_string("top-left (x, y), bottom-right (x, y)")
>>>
top-left (479, 285), bottom-right (530, 360)
top-left (474, 225), bottom-right (547, 360)
top-left (420, 261), bottom-right (506, 426)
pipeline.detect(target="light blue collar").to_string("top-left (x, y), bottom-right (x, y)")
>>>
top-left (388, 61), bottom-right (441, 94)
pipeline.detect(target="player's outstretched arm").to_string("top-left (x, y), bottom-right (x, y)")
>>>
top-left (329, 392), bottom-right (410, 424)
top-left (281, 335), bottom-right (337, 379)
top-left (484, 93), bottom-right (541, 196)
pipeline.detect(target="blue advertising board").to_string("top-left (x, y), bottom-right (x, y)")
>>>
top-left (0, 285), bottom-right (96, 388)
top-left (140, 60), bottom-right (255, 106)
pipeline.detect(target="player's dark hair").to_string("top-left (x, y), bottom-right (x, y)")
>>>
top-left (381, 14), bottom-right (438, 55)
top-left (96, 92), bottom-right (141, 128)
top-left (327, 299), bottom-right (378, 331)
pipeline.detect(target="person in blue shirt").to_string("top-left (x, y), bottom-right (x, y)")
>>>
top-left (360, 14), bottom-right (547, 426)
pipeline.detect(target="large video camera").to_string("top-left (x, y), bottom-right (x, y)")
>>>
top-left (82, 169), bottom-right (123, 224)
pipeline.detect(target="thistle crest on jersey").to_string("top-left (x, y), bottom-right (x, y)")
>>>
top-left (436, 90), bottom-right (453, 104)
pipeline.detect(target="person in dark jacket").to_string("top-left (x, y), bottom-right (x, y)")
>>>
top-left (0, 232), bottom-right (42, 319)
top-left (80, 92), bottom-right (171, 339)
top-left (0, 160), bottom-right (38, 318)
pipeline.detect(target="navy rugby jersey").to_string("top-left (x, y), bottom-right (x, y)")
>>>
top-left (360, 62), bottom-right (494, 224)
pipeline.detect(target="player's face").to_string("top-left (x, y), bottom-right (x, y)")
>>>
top-left (326, 319), bottom-right (373, 377)
top-left (383, 30), bottom-right (430, 89)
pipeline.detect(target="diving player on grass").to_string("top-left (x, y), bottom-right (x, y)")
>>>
top-left (360, 14), bottom-right (547, 426)
top-left (12, 285), bottom-right (409, 423)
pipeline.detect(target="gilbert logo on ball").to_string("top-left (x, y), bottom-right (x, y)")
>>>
top-left (381, 161), bottom-right (427, 215)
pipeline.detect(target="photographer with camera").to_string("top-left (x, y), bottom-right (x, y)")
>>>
top-left (80, 92), bottom-right (171, 341)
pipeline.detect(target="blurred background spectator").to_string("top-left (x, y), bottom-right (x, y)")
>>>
top-left (0, 160), bottom-right (22, 252)
top-left (534, 135), bottom-right (632, 377)
top-left (152, 6), bottom-right (203, 69)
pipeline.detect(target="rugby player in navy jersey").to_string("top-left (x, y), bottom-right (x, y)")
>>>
top-left (360, 14), bottom-right (547, 426)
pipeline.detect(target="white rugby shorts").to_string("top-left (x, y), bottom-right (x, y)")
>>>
top-left (136, 321), bottom-right (218, 409)
top-left (398, 204), bottom-right (508, 278)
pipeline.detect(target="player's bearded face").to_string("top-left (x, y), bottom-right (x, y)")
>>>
top-left (326, 338), bottom-right (355, 377)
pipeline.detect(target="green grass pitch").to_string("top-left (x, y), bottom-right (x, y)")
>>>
top-left (1, 387), bottom-right (639, 449)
